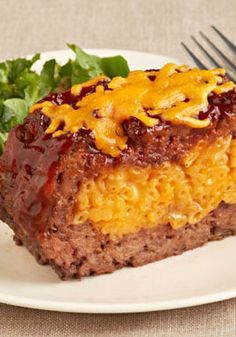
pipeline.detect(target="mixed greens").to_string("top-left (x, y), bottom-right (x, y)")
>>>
top-left (0, 44), bottom-right (130, 153)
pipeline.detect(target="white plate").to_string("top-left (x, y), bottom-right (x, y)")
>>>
top-left (1, 49), bottom-right (236, 314)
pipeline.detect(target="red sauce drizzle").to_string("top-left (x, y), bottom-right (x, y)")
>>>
top-left (0, 81), bottom-right (109, 237)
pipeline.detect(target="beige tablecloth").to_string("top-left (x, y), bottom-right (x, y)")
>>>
top-left (0, 0), bottom-right (236, 336)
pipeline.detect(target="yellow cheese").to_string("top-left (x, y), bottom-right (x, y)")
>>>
top-left (74, 136), bottom-right (236, 237)
top-left (30, 63), bottom-right (235, 157)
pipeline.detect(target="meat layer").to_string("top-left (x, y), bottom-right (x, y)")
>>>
top-left (10, 202), bottom-right (236, 279)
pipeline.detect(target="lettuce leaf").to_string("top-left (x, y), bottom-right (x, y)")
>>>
top-left (0, 45), bottom-right (130, 154)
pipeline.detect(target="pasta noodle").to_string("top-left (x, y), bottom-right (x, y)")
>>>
top-left (73, 136), bottom-right (236, 237)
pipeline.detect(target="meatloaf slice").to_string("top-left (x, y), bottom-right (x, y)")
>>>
top-left (0, 64), bottom-right (236, 279)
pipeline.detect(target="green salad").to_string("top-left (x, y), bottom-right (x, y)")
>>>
top-left (0, 44), bottom-right (130, 153)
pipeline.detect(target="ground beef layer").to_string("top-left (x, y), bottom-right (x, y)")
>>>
top-left (4, 202), bottom-right (236, 279)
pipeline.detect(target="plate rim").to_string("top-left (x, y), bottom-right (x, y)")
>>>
top-left (27, 47), bottom-right (180, 63)
top-left (1, 286), bottom-right (236, 314)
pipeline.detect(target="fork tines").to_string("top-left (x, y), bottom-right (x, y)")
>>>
top-left (181, 26), bottom-right (236, 82)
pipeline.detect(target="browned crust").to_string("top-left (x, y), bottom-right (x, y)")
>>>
top-left (5, 202), bottom-right (236, 280)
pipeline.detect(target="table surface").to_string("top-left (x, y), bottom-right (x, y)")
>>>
top-left (0, 0), bottom-right (236, 336)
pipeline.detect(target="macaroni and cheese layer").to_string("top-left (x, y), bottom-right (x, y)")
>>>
top-left (1, 64), bottom-right (236, 279)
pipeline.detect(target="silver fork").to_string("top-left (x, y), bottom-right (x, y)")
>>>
top-left (181, 26), bottom-right (236, 82)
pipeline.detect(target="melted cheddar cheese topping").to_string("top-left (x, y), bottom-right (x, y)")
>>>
top-left (30, 63), bottom-right (235, 157)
